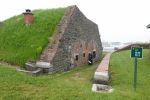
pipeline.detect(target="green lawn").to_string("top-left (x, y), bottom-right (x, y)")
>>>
top-left (0, 8), bottom-right (66, 66)
top-left (109, 49), bottom-right (150, 99)
top-left (0, 50), bottom-right (150, 100)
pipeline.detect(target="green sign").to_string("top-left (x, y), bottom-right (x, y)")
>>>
top-left (131, 47), bottom-right (143, 58)
top-left (131, 46), bottom-right (143, 93)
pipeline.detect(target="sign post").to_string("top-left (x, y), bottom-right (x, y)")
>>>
top-left (134, 57), bottom-right (137, 92)
top-left (131, 46), bottom-right (143, 93)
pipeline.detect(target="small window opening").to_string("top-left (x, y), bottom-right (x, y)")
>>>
top-left (75, 55), bottom-right (79, 61)
top-left (83, 53), bottom-right (85, 57)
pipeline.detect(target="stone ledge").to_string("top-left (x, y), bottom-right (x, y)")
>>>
top-left (25, 62), bottom-right (37, 71)
top-left (94, 72), bottom-right (109, 82)
top-left (94, 53), bottom-right (111, 84)
top-left (36, 61), bottom-right (52, 68)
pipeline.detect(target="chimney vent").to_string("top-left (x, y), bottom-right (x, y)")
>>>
top-left (26, 9), bottom-right (31, 12)
top-left (23, 9), bottom-right (34, 25)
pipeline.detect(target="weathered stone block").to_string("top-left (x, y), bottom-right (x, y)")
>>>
top-left (25, 62), bottom-right (38, 71)
top-left (92, 84), bottom-right (113, 93)
top-left (36, 61), bottom-right (52, 68)
top-left (94, 72), bottom-right (109, 84)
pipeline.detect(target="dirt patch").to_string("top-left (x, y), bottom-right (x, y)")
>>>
top-left (71, 72), bottom-right (85, 80)
top-left (0, 61), bottom-right (20, 69)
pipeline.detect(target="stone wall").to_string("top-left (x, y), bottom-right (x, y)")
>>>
top-left (51, 6), bottom-right (103, 71)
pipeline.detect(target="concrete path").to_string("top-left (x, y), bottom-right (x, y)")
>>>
top-left (94, 53), bottom-right (111, 84)
top-left (92, 53), bottom-right (113, 93)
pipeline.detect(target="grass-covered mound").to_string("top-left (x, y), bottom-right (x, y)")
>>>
top-left (0, 8), bottom-right (66, 66)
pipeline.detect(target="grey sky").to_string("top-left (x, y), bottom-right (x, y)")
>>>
top-left (0, 0), bottom-right (150, 42)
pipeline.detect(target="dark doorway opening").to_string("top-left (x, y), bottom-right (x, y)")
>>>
top-left (93, 51), bottom-right (96, 58)
top-left (88, 53), bottom-right (93, 65)
top-left (75, 55), bottom-right (78, 61)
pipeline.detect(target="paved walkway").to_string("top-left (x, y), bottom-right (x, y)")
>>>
top-left (94, 53), bottom-right (111, 84)
top-left (92, 53), bottom-right (113, 93)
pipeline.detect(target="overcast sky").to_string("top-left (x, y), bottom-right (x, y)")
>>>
top-left (0, 0), bottom-right (150, 42)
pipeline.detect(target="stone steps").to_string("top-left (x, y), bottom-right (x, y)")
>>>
top-left (24, 61), bottom-right (52, 75)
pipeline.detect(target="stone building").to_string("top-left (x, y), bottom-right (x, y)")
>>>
top-left (25, 5), bottom-right (103, 74)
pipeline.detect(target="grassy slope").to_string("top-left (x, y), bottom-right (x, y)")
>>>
top-left (110, 49), bottom-right (150, 99)
top-left (0, 50), bottom-right (150, 100)
top-left (0, 63), bottom-right (99, 100)
top-left (0, 8), bottom-right (66, 66)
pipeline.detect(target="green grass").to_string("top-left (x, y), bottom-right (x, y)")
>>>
top-left (0, 50), bottom-right (150, 100)
top-left (110, 49), bottom-right (150, 99)
top-left (0, 8), bottom-right (66, 66)
top-left (0, 63), bottom-right (99, 100)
